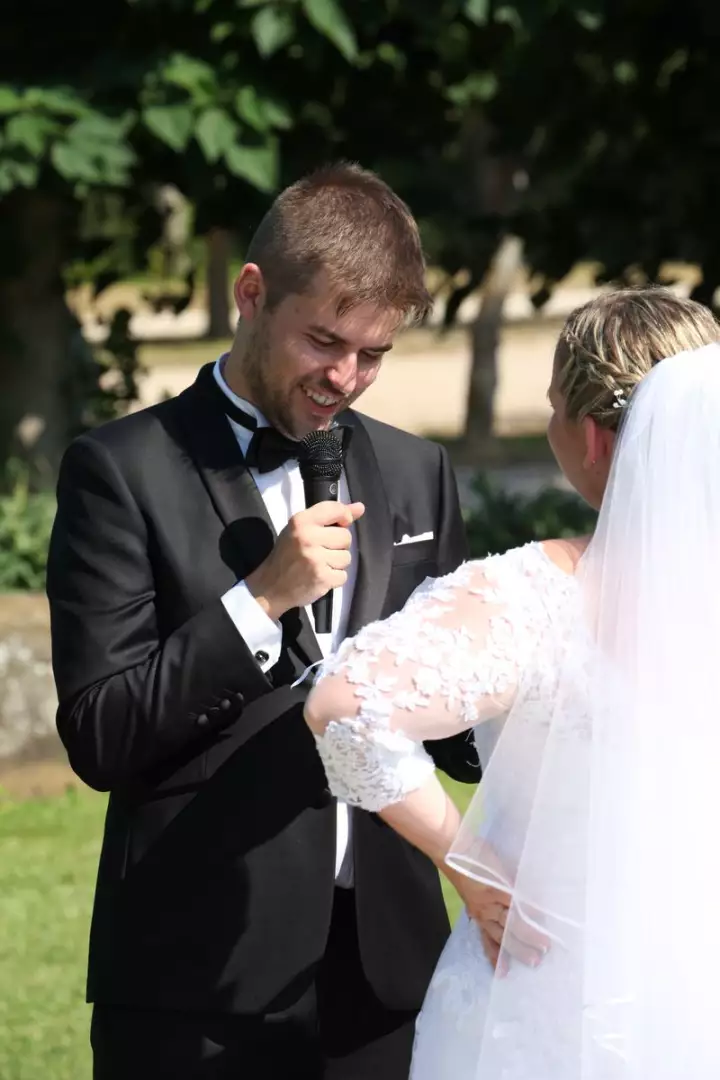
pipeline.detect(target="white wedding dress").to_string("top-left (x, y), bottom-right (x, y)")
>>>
top-left (311, 541), bottom-right (582, 1080)
top-left (309, 347), bottom-right (720, 1079)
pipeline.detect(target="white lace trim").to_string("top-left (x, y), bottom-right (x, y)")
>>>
top-left (313, 721), bottom-right (435, 810)
top-left (312, 543), bottom-right (574, 812)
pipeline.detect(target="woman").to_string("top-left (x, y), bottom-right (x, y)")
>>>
top-left (305, 287), bottom-right (720, 1079)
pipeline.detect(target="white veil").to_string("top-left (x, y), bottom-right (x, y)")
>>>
top-left (446, 343), bottom-right (720, 1078)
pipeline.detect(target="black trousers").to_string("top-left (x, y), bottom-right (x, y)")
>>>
top-left (91, 890), bottom-right (418, 1080)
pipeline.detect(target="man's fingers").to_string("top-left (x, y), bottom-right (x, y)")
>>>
top-left (318, 526), bottom-right (354, 550)
top-left (301, 501), bottom-right (365, 528)
top-left (326, 549), bottom-right (352, 571)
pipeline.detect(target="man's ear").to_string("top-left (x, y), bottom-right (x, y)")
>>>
top-left (234, 264), bottom-right (266, 322)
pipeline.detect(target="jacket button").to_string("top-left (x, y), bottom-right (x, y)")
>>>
top-left (255, 650), bottom-right (269, 665)
top-left (234, 691), bottom-right (244, 704)
top-left (219, 698), bottom-right (232, 711)
top-left (196, 713), bottom-right (209, 726)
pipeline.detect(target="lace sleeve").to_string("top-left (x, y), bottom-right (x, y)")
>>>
top-left (306, 556), bottom-right (534, 811)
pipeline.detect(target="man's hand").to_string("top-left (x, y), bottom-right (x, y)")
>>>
top-left (246, 501), bottom-right (365, 622)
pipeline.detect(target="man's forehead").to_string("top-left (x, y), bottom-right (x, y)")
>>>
top-left (300, 289), bottom-right (401, 339)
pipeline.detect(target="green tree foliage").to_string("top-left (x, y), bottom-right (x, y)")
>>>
top-left (1, 0), bottom-right (719, 475)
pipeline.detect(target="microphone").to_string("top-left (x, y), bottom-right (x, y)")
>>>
top-left (299, 429), bottom-right (345, 635)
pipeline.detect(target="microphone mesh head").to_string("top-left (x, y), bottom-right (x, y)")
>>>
top-left (299, 430), bottom-right (344, 480)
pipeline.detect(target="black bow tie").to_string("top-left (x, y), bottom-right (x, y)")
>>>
top-left (246, 426), bottom-right (304, 473)
top-left (215, 383), bottom-right (350, 473)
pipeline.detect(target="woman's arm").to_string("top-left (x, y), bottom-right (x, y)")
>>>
top-left (305, 555), bottom-right (550, 969)
top-left (377, 774), bottom-right (548, 972)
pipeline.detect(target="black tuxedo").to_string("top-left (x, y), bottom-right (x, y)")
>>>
top-left (47, 364), bottom-right (479, 1078)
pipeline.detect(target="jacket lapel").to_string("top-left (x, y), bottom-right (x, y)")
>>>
top-left (341, 411), bottom-right (393, 637)
top-left (174, 364), bottom-right (323, 669)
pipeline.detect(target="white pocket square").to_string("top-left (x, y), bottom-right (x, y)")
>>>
top-left (393, 531), bottom-right (434, 547)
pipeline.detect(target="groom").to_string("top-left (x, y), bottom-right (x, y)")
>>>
top-left (46, 162), bottom-right (479, 1080)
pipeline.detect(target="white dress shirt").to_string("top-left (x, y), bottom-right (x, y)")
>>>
top-left (214, 360), bottom-right (356, 886)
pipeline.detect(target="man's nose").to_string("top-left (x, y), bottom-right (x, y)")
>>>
top-left (325, 354), bottom-right (357, 396)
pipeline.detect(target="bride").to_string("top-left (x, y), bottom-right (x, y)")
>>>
top-left (304, 286), bottom-right (720, 1079)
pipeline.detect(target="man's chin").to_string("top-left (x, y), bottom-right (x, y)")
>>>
top-left (288, 416), bottom-right (338, 439)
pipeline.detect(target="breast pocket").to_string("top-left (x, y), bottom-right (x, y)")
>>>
top-left (391, 538), bottom-right (436, 567)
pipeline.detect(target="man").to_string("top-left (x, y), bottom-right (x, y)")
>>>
top-left (47, 162), bottom-right (480, 1080)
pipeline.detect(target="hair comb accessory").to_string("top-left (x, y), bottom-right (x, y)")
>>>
top-left (612, 387), bottom-right (629, 409)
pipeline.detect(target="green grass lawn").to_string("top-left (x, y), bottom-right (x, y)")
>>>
top-left (0, 787), bottom-right (105, 1080)
top-left (0, 776), bottom-right (474, 1079)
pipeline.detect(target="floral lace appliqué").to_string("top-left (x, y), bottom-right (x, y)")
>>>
top-left (312, 543), bottom-right (574, 812)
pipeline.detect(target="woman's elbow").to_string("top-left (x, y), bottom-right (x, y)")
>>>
top-left (303, 686), bottom-right (329, 735)
top-left (304, 677), bottom-right (357, 735)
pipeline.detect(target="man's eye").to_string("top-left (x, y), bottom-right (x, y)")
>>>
top-left (310, 336), bottom-right (334, 348)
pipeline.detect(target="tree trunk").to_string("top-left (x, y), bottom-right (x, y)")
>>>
top-left (206, 227), bottom-right (232, 339)
top-left (462, 234), bottom-right (524, 461)
top-left (0, 190), bottom-right (92, 487)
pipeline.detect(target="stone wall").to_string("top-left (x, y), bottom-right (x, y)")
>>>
top-left (0, 593), bottom-right (61, 763)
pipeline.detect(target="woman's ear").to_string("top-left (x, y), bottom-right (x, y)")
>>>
top-left (582, 415), bottom-right (616, 469)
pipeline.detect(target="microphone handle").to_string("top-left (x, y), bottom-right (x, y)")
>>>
top-left (302, 475), bottom-right (340, 636)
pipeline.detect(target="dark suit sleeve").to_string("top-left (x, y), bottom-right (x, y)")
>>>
top-left (46, 436), bottom-right (272, 792)
top-left (422, 445), bottom-right (482, 785)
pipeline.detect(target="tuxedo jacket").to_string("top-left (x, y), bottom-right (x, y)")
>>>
top-left (46, 363), bottom-right (480, 1017)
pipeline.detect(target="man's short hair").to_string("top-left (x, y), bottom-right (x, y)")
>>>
top-left (245, 161), bottom-right (432, 323)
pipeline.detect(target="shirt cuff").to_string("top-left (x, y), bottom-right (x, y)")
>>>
top-left (221, 582), bottom-right (282, 672)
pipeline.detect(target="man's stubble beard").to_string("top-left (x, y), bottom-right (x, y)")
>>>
top-left (242, 321), bottom-right (299, 439)
top-left (242, 317), bottom-right (364, 438)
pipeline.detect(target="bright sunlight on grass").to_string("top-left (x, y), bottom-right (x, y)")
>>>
top-left (0, 774), bottom-right (474, 1078)
top-left (0, 786), bottom-right (106, 1080)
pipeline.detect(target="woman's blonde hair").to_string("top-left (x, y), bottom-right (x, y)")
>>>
top-left (556, 287), bottom-right (720, 429)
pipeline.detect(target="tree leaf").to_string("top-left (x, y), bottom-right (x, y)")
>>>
top-left (94, 141), bottom-right (137, 183)
top-left (236, 86), bottom-right (293, 132)
top-left (196, 107), bottom-right (237, 163)
top-left (5, 114), bottom-right (57, 157)
top-left (576, 9), bottom-right (603, 31)
top-left (51, 141), bottom-right (103, 183)
top-left (447, 71), bottom-right (498, 105)
top-left (251, 6), bottom-right (295, 58)
top-left (464, 0), bottom-right (490, 25)
top-left (0, 158), bottom-right (40, 189)
top-left (302, 0), bottom-right (357, 61)
top-left (210, 22), bottom-right (234, 43)
top-left (0, 162), bottom-right (16, 194)
top-left (143, 105), bottom-right (194, 151)
top-left (0, 86), bottom-right (22, 115)
top-left (161, 53), bottom-right (216, 98)
top-left (28, 87), bottom-right (88, 117)
top-left (225, 138), bottom-right (278, 193)
top-left (235, 86), bottom-right (268, 131)
top-left (66, 113), bottom-right (132, 145)
top-left (261, 97), bottom-right (292, 130)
